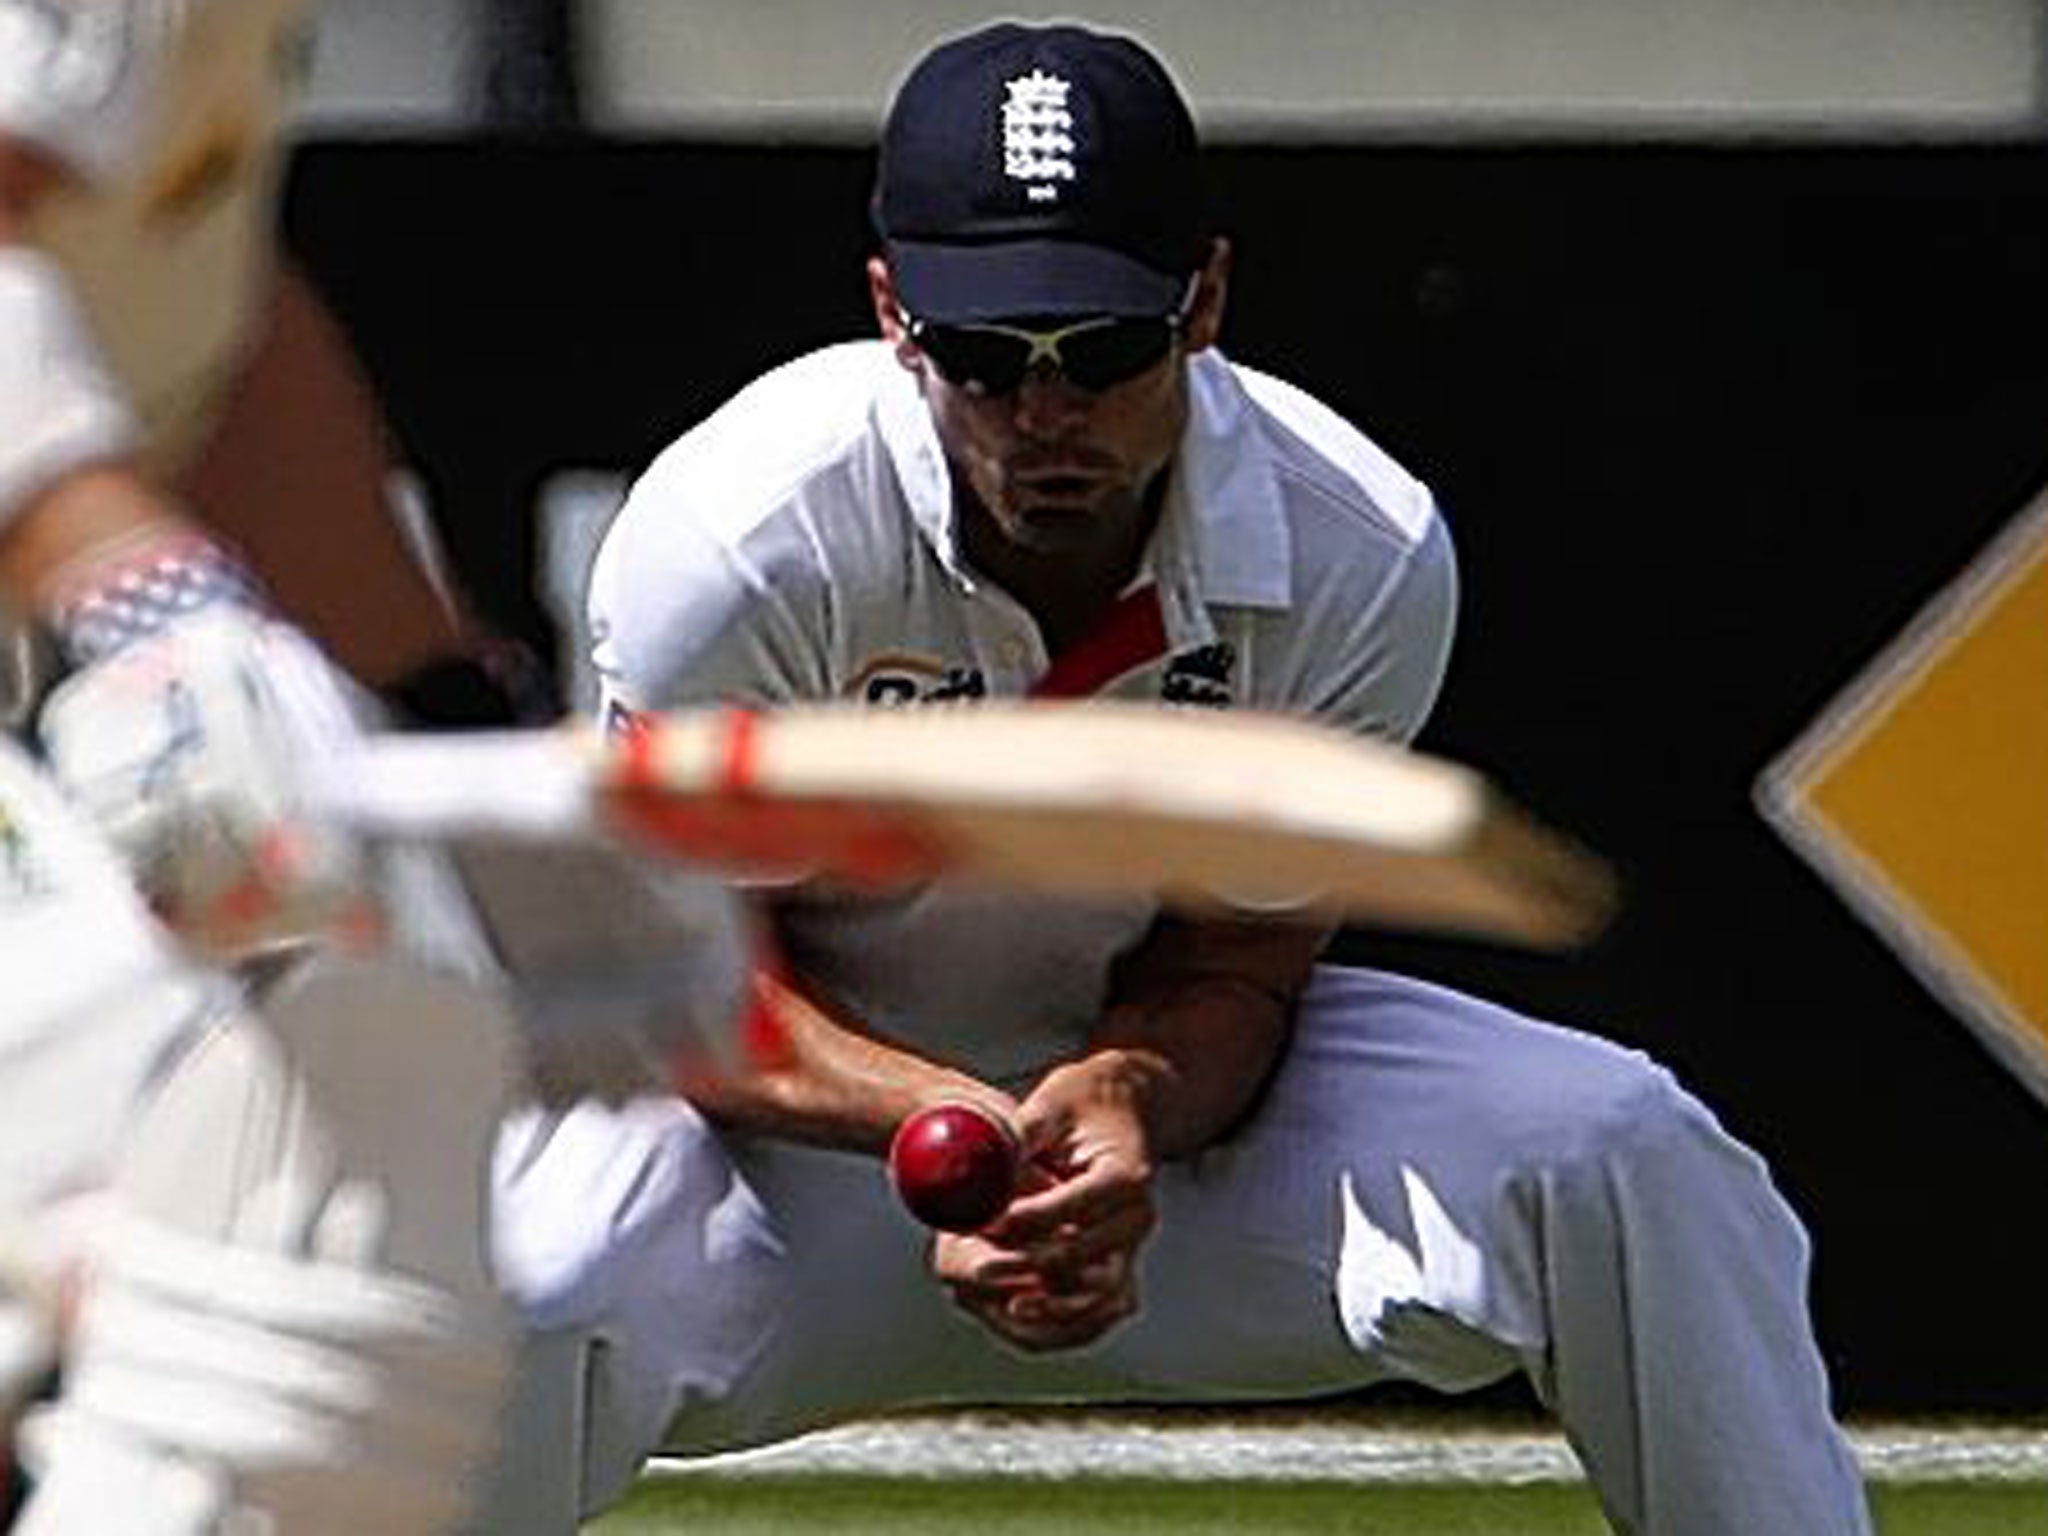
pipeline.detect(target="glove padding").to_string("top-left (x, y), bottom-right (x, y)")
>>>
top-left (36, 606), bottom-right (377, 961)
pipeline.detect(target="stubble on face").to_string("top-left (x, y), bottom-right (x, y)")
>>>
top-left (929, 358), bottom-right (1190, 572)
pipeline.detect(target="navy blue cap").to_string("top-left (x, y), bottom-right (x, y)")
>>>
top-left (874, 23), bottom-right (1206, 323)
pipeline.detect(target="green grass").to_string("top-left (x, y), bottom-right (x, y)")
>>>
top-left (591, 1474), bottom-right (2046, 1535)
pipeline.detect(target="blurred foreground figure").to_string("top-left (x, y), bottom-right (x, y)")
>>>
top-left (0, 2), bottom-right (574, 1529)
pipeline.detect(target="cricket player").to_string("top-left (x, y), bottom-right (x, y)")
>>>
top-left (474, 23), bottom-right (1875, 1536)
top-left (0, 1), bottom-right (558, 1528)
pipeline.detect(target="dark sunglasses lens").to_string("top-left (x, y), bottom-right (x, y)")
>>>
top-left (1059, 320), bottom-right (1176, 389)
top-left (915, 318), bottom-right (1177, 394)
top-left (916, 329), bottom-right (1032, 394)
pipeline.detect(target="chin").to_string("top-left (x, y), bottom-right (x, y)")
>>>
top-left (1010, 503), bottom-right (1103, 545)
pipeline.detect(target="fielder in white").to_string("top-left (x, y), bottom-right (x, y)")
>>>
top-left (0, 2), bottom-right (556, 1529)
top-left (479, 22), bottom-right (1875, 1536)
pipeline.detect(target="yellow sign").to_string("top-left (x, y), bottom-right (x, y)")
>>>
top-left (1759, 491), bottom-right (2048, 1104)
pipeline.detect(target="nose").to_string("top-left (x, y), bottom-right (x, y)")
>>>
top-left (1011, 365), bottom-right (1091, 435)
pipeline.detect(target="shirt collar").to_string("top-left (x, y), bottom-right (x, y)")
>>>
top-left (874, 352), bottom-right (965, 575)
top-left (1168, 350), bottom-right (1293, 610)
top-left (874, 343), bottom-right (1293, 613)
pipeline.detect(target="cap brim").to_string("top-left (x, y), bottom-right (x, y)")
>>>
top-left (886, 238), bottom-right (1186, 323)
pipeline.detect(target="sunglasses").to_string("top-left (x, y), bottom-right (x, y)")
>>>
top-left (903, 311), bottom-right (1183, 396)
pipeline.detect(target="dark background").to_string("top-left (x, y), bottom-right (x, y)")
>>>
top-left (286, 138), bottom-right (2048, 1415)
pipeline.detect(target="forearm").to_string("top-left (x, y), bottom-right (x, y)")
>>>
top-left (173, 265), bottom-right (469, 689)
top-left (1086, 914), bottom-right (1334, 1159)
top-left (0, 203), bottom-right (158, 601)
top-left (3, 138), bottom-right (465, 687)
top-left (684, 958), bottom-right (1012, 1158)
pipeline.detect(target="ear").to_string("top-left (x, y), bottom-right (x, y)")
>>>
top-left (1178, 237), bottom-right (1233, 355)
top-left (867, 256), bottom-right (923, 373)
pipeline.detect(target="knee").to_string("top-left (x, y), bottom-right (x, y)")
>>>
top-left (1311, 970), bottom-right (1742, 1188)
top-left (1469, 1020), bottom-right (1725, 1182)
top-left (1498, 1036), bottom-right (1796, 1253)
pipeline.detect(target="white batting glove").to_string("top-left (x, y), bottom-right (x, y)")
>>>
top-left (37, 604), bottom-right (379, 961)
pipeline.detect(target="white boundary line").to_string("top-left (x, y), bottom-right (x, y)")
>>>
top-left (651, 1413), bottom-right (2048, 1485)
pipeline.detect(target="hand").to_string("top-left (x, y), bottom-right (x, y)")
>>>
top-left (932, 1219), bottom-right (1139, 1353)
top-left (928, 1054), bottom-right (1160, 1352)
top-left (37, 606), bottom-right (378, 959)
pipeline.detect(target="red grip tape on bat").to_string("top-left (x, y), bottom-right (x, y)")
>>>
top-left (602, 707), bottom-right (949, 886)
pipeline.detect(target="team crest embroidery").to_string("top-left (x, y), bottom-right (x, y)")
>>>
top-left (1161, 643), bottom-right (1236, 708)
top-left (1001, 70), bottom-right (1076, 204)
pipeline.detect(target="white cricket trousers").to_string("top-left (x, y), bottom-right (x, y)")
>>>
top-left (480, 965), bottom-right (1873, 1536)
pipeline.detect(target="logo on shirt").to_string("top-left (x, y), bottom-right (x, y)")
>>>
top-left (852, 654), bottom-right (988, 706)
top-left (1161, 643), bottom-right (1236, 708)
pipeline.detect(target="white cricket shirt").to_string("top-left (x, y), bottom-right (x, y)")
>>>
top-left (592, 341), bottom-right (1458, 1086)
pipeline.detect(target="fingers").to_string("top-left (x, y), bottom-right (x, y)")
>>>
top-left (982, 1179), bottom-right (1155, 1292)
top-left (934, 1188), bottom-right (1151, 1353)
top-left (975, 1196), bottom-right (1154, 1290)
top-left (937, 1239), bottom-right (1139, 1354)
top-left (985, 1275), bottom-right (1137, 1353)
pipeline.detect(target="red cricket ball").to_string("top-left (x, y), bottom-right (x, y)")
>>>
top-left (887, 1100), bottom-right (1020, 1232)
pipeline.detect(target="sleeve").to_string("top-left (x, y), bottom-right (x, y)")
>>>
top-left (1290, 505), bottom-right (1459, 746)
top-left (0, 247), bottom-right (138, 532)
top-left (0, 0), bottom-right (173, 183)
top-left (586, 467), bottom-right (833, 724)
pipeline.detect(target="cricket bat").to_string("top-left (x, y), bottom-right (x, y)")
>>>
top-left (315, 702), bottom-right (1618, 949)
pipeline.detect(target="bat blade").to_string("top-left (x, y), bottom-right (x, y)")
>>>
top-left (315, 703), bottom-right (1617, 949)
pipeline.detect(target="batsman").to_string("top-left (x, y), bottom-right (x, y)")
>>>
top-left (0, 2), bottom-right (758, 1529)
top-left (476, 21), bottom-right (1875, 1536)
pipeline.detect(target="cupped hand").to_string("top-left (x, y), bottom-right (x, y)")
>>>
top-left (927, 1053), bottom-right (1161, 1352)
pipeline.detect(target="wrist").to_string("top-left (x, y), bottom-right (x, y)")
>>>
top-left (1089, 973), bottom-right (1297, 1158)
top-left (1045, 1046), bottom-right (1176, 1152)
top-left (692, 965), bottom-right (1012, 1157)
top-left (39, 522), bottom-right (268, 665)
